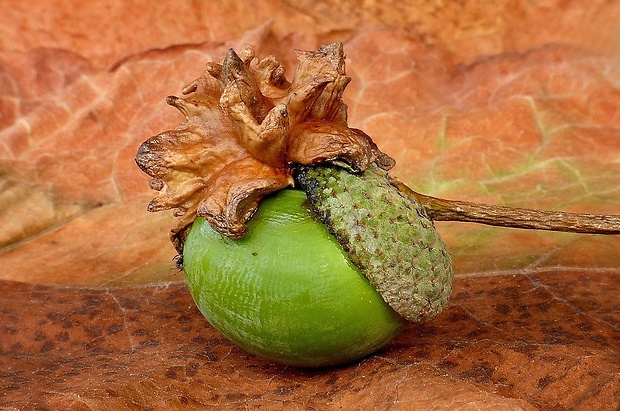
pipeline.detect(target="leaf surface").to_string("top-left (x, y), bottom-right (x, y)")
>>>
top-left (1, 1), bottom-right (619, 410)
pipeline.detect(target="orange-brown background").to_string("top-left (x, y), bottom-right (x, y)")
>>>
top-left (1, 1), bottom-right (619, 409)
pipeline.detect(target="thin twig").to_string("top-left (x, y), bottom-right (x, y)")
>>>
top-left (391, 178), bottom-right (620, 235)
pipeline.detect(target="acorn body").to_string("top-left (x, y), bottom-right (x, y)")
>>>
top-left (183, 189), bottom-right (407, 368)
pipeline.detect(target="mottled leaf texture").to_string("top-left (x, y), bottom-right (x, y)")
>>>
top-left (1, 1), bottom-right (619, 410)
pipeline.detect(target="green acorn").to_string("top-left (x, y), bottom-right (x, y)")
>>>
top-left (295, 164), bottom-right (453, 323)
top-left (135, 42), bottom-right (456, 366)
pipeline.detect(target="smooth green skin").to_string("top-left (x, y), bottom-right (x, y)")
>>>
top-left (183, 189), bottom-right (407, 367)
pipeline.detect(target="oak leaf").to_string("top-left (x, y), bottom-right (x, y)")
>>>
top-left (1, 2), bottom-right (619, 410)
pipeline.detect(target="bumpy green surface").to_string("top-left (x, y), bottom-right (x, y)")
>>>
top-left (296, 164), bottom-right (454, 322)
top-left (183, 189), bottom-right (406, 368)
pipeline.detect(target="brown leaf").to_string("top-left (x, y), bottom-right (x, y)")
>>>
top-left (1, 273), bottom-right (617, 410)
top-left (1, 1), bottom-right (619, 410)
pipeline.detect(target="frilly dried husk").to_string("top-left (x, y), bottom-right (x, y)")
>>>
top-left (135, 42), bottom-right (394, 254)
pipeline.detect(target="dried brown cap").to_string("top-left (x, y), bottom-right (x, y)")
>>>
top-left (135, 43), bottom-right (394, 253)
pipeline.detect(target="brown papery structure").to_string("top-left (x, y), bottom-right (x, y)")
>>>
top-left (135, 43), bottom-right (394, 253)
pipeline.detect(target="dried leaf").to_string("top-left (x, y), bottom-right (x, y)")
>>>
top-left (1, 1), bottom-right (619, 410)
top-left (1, 272), bottom-right (617, 410)
top-left (135, 42), bottom-right (391, 250)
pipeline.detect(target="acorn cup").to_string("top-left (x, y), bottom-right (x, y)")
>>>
top-left (135, 42), bottom-right (620, 367)
top-left (295, 164), bottom-right (453, 323)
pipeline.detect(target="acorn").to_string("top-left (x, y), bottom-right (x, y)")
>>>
top-left (135, 42), bottom-right (619, 367)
